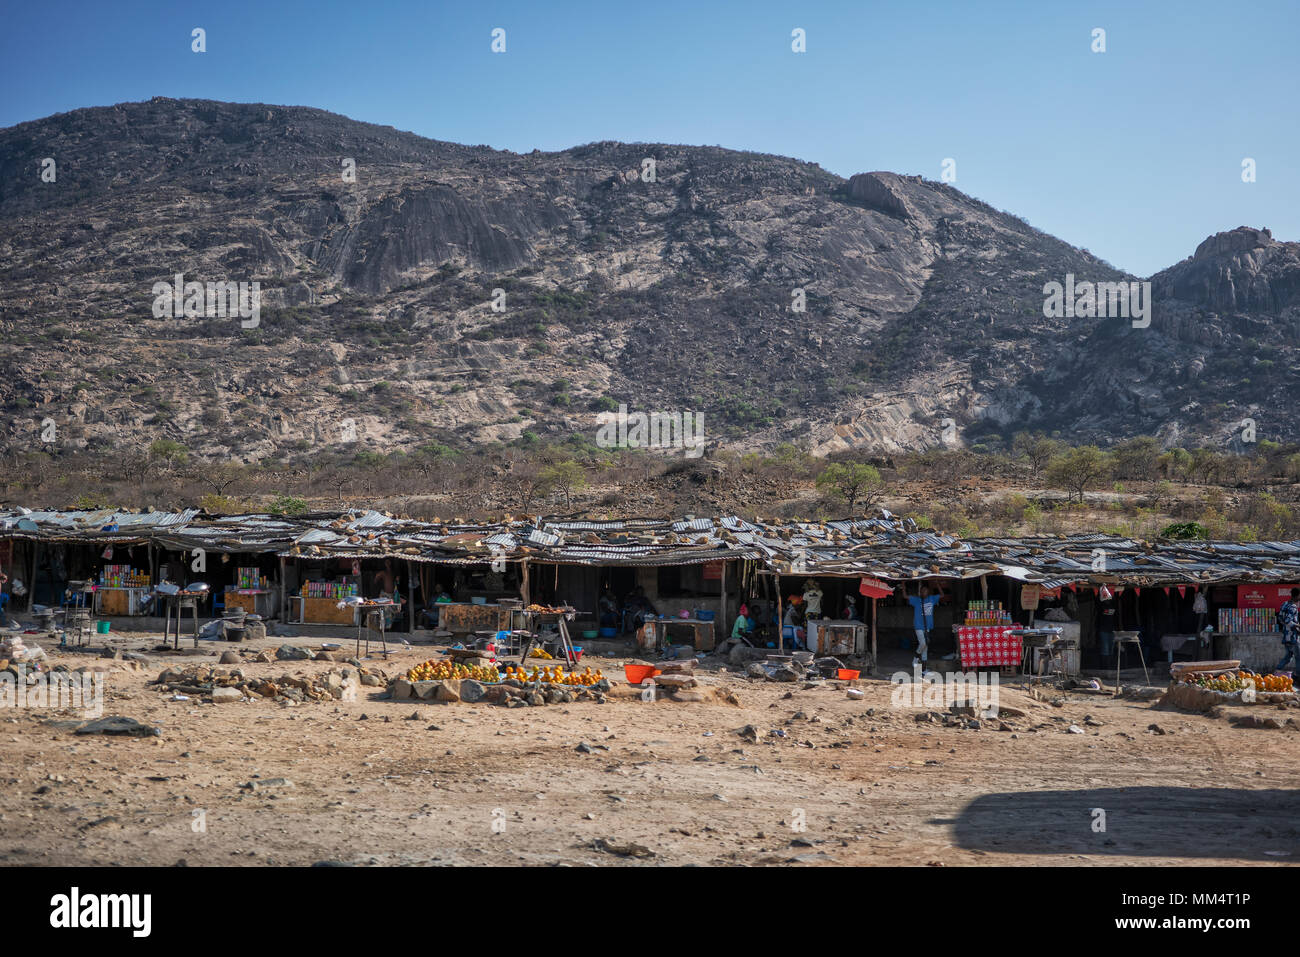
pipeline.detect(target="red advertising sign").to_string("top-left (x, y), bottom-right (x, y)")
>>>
top-left (1237, 584), bottom-right (1300, 610)
top-left (702, 561), bottom-right (723, 581)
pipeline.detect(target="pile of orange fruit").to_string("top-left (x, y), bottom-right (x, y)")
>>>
top-left (503, 664), bottom-right (604, 686)
top-left (1183, 670), bottom-right (1294, 693)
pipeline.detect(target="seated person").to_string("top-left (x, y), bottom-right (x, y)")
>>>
top-left (625, 587), bottom-right (658, 628)
top-left (420, 587), bottom-right (453, 627)
top-left (783, 601), bottom-right (807, 650)
top-left (598, 591), bottom-right (619, 630)
top-left (730, 604), bottom-right (755, 642)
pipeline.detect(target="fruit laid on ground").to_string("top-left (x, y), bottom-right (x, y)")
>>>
top-left (405, 659), bottom-right (500, 683)
top-left (503, 664), bottom-right (604, 686)
top-left (1183, 670), bottom-right (1293, 693)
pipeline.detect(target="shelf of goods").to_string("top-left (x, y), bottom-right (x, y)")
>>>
top-left (95, 566), bottom-right (152, 616)
top-left (295, 580), bottom-right (361, 625)
top-left (957, 603), bottom-right (1020, 666)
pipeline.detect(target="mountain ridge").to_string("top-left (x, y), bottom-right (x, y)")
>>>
top-left (2, 97), bottom-right (1298, 463)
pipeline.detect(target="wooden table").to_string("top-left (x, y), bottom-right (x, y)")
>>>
top-left (353, 601), bottom-right (402, 658)
top-left (94, 587), bottom-right (149, 617)
top-left (806, 618), bottom-right (872, 661)
top-left (160, 591), bottom-right (205, 649)
top-left (292, 595), bottom-right (360, 625)
top-left (646, 617), bottom-right (715, 652)
top-left (224, 589), bottom-right (274, 618)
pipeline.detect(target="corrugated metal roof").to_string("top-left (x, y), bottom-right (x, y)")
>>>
top-left (2, 507), bottom-right (1300, 583)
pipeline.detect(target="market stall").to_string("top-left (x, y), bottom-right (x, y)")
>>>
top-left (437, 601), bottom-right (514, 635)
top-left (641, 615), bottom-right (715, 652)
top-left (291, 577), bottom-right (361, 625)
top-left (956, 600), bottom-right (1022, 668)
top-left (223, 566), bottom-right (275, 618)
top-left (806, 618), bottom-right (871, 659)
top-left (92, 564), bottom-right (151, 616)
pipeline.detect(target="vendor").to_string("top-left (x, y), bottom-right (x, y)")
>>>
top-left (374, 559), bottom-right (396, 598)
top-left (730, 604), bottom-right (755, 642)
top-left (783, 597), bottom-right (806, 650)
top-left (420, 585), bottom-right (453, 628)
top-left (802, 579), bottom-right (824, 619)
top-left (0, 566), bottom-right (9, 627)
top-left (841, 593), bottom-right (859, 621)
top-left (625, 586), bottom-right (657, 628)
top-left (906, 582), bottom-right (942, 665)
top-left (598, 589), bottom-right (619, 630)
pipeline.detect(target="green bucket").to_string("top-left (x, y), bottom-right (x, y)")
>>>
top-left (96, 620), bottom-right (111, 635)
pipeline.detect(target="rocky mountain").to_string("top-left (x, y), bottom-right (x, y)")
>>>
top-left (1, 97), bottom-right (1298, 463)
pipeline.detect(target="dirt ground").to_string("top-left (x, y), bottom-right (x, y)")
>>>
top-left (3, 632), bottom-right (1299, 867)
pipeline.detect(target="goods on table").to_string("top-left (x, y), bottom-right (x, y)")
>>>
top-left (1217, 608), bottom-right (1277, 634)
top-left (1182, 670), bottom-right (1293, 693)
top-left (405, 659), bottom-right (500, 683)
top-left (100, 565), bottom-right (150, 588)
top-left (304, 579), bottom-right (359, 600)
top-left (956, 625), bottom-right (1022, 667)
top-left (526, 604), bottom-right (569, 614)
top-left (962, 600), bottom-right (1012, 626)
top-left (503, 664), bottom-right (605, 686)
top-left (235, 567), bottom-right (268, 590)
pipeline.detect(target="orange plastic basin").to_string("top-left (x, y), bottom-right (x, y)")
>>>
top-left (837, 669), bottom-right (860, 680)
top-left (624, 664), bottom-right (661, 685)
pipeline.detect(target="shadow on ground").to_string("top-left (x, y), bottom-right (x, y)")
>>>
top-left (944, 787), bottom-right (1300, 859)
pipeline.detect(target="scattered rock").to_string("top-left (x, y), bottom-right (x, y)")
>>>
top-left (74, 716), bottom-right (161, 738)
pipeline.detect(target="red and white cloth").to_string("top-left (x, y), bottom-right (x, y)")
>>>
top-left (957, 625), bottom-right (1022, 667)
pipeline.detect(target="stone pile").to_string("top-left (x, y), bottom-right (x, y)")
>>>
top-left (152, 663), bottom-right (360, 704)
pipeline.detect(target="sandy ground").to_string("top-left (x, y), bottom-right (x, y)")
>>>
top-left (2, 632), bottom-right (1300, 867)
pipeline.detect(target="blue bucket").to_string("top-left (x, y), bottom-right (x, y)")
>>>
top-left (599, 626), bottom-right (616, 638)
top-left (695, 610), bottom-right (716, 622)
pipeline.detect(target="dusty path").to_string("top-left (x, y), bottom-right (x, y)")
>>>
top-left (2, 635), bottom-right (1298, 866)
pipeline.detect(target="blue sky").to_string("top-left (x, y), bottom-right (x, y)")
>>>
top-left (2, 0), bottom-right (1295, 276)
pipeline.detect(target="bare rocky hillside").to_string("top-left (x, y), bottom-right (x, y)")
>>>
top-left (2, 97), bottom-right (1298, 463)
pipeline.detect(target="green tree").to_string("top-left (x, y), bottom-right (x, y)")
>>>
top-left (148, 439), bottom-right (189, 470)
top-left (540, 460), bottom-right (587, 510)
top-left (815, 462), bottom-right (885, 510)
top-left (1044, 446), bottom-right (1110, 503)
top-left (1111, 436), bottom-right (1161, 480)
top-left (1012, 432), bottom-right (1061, 479)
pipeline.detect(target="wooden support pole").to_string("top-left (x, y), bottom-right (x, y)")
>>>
top-left (720, 559), bottom-right (728, 633)
top-left (407, 559), bottom-right (415, 633)
top-left (520, 559), bottom-right (530, 607)
top-left (871, 596), bottom-right (878, 675)
top-left (28, 540), bottom-right (39, 611)
top-left (278, 556), bottom-right (287, 623)
top-left (776, 576), bottom-right (784, 653)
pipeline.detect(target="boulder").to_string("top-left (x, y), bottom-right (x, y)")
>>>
top-left (460, 679), bottom-right (487, 703)
top-left (433, 679), bottom-right (462, 703)
top-left (391, 678), bottom-right (415, 701)
top-left (669, 689), bottom-right (708, 702)
top-left (210, 687), bottom-right (243, 704)
top-left (654, 674), bottom-right (697, 689)
top-left (658, 659), bottom-right (697, 674)
top-left (219, 651), bottom-right (241, 665)
top-left (275, 645), bottom-right (312, 661)
top-left (408, 680), bottom-right (439, 701)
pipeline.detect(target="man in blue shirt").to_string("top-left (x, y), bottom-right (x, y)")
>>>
top-left (907, 583), bottom-right (942, 666)
top-left (1277, 588), bottom-right (1300, 672)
